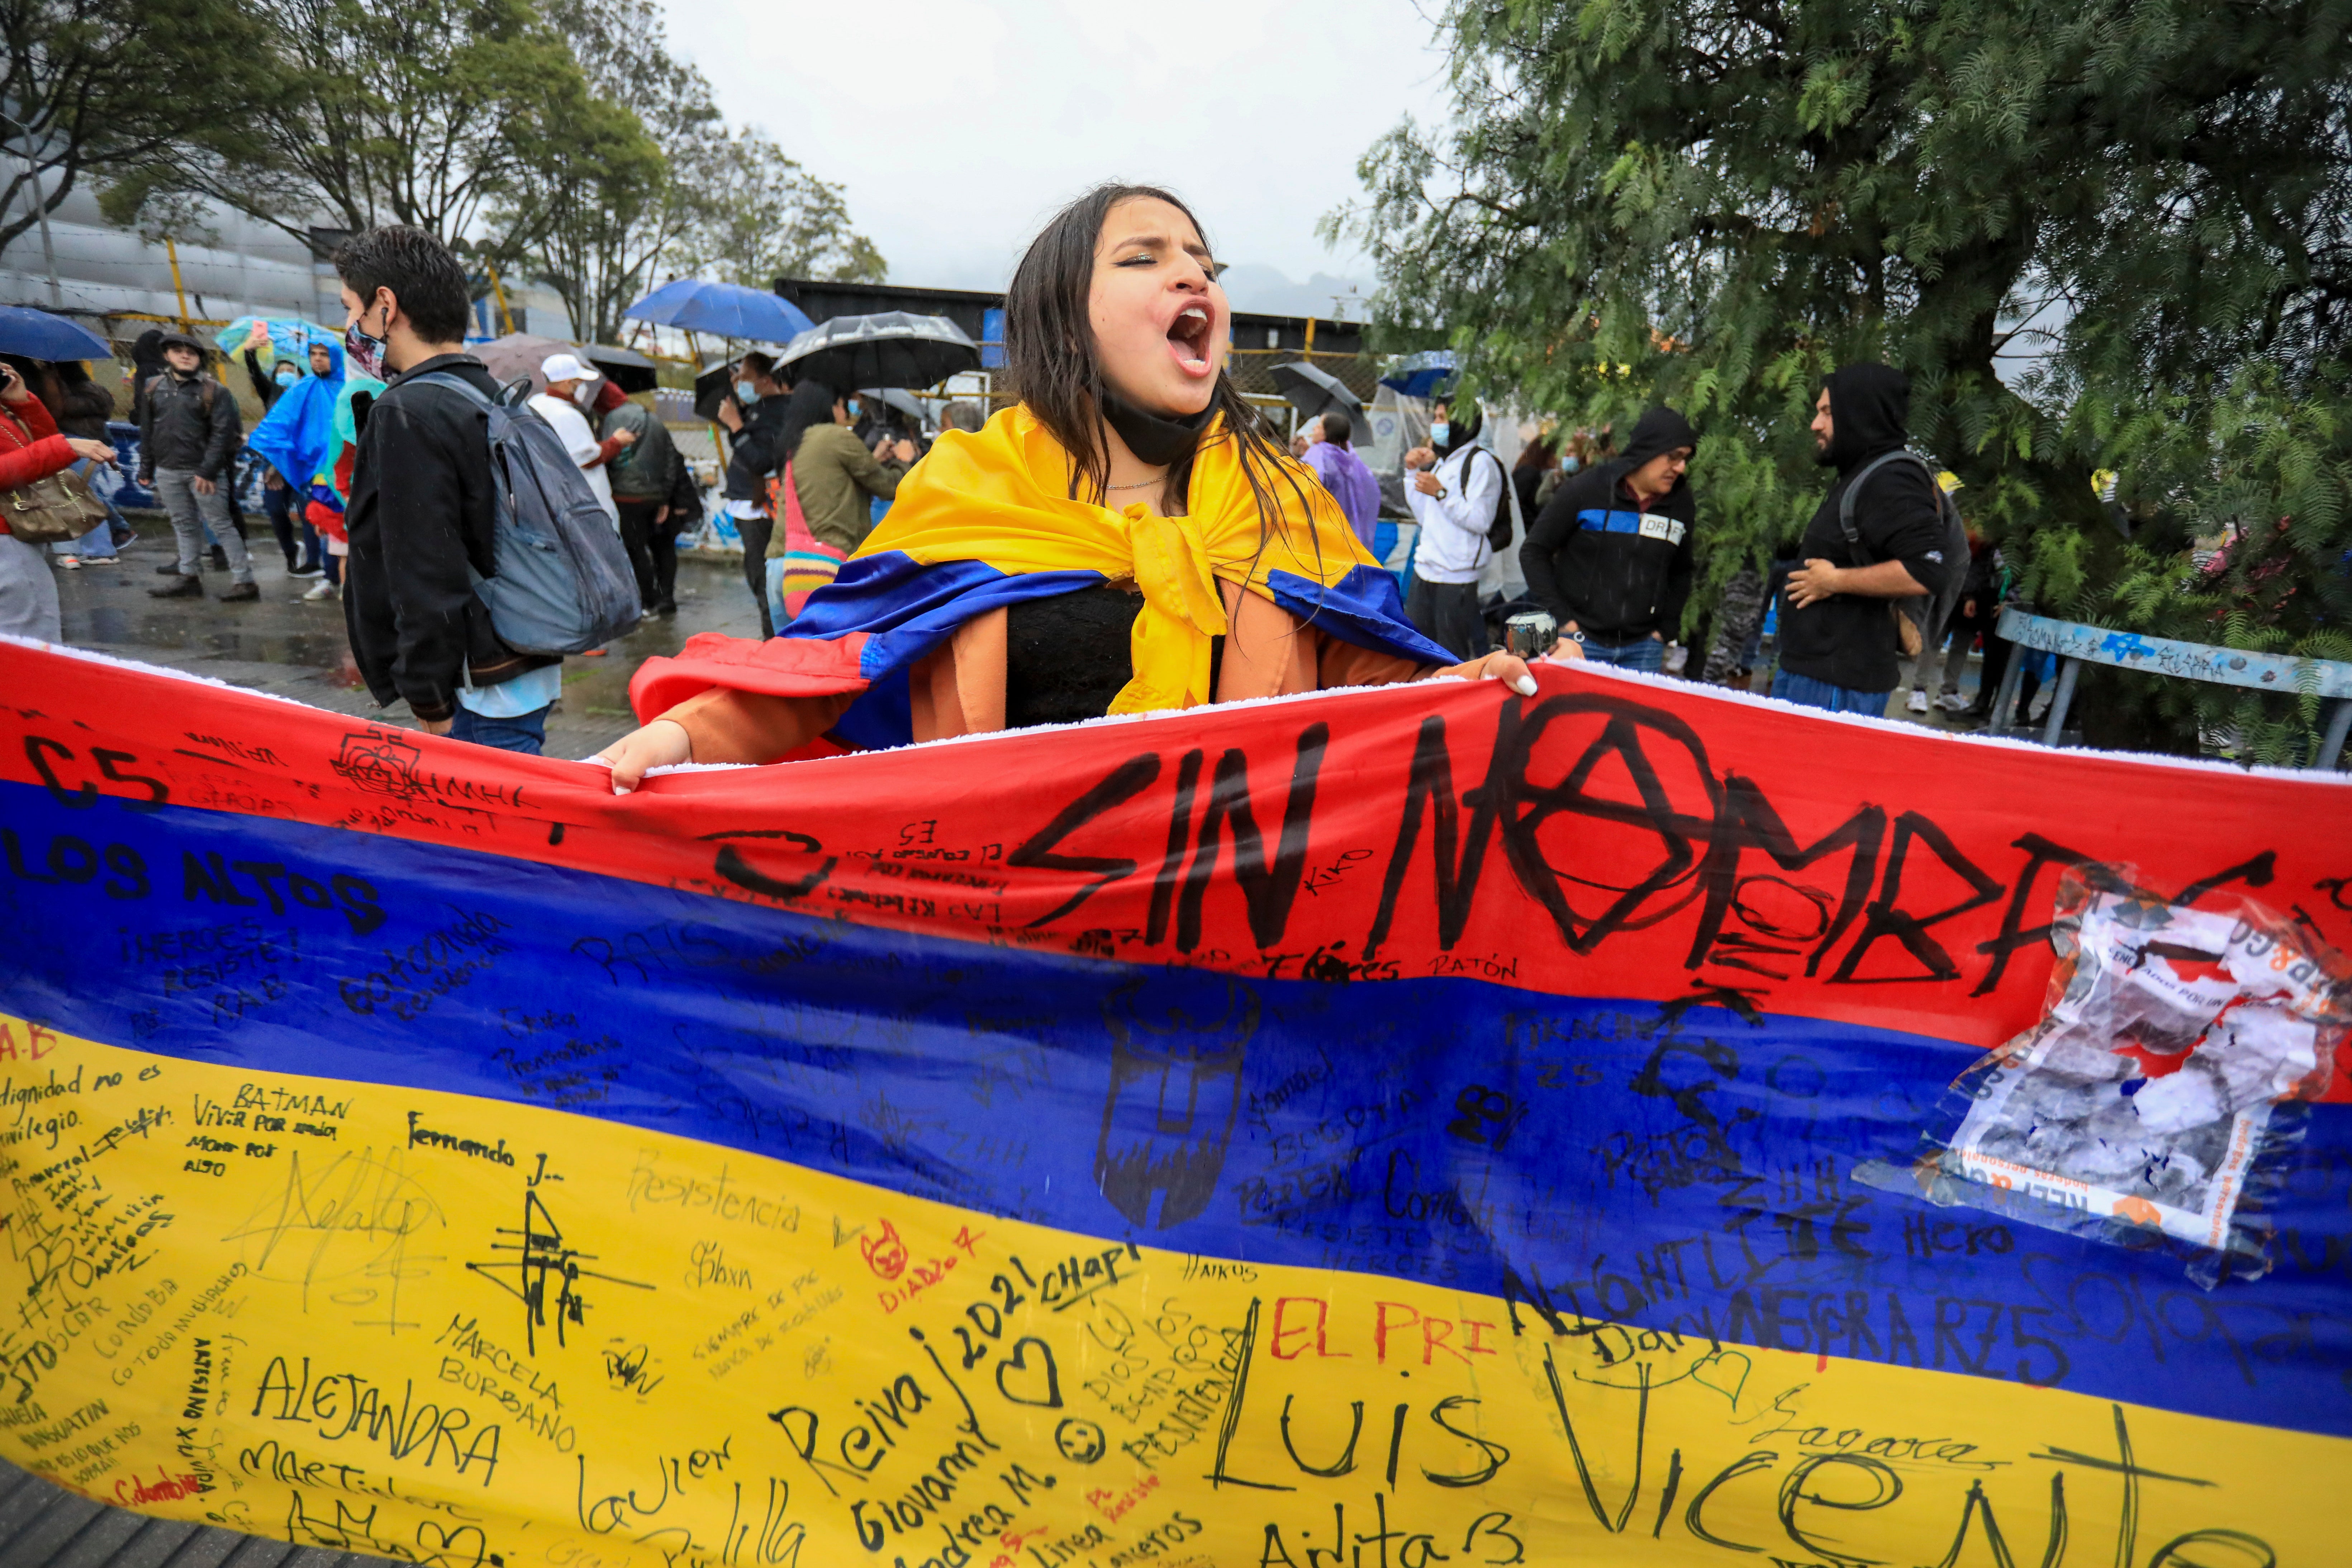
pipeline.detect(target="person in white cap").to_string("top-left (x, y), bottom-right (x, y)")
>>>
top-left (528, 352), bottom-right (631, 527)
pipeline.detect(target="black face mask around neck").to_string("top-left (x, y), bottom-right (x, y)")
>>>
top-left (1101, 389), bottom-right (1213, 470)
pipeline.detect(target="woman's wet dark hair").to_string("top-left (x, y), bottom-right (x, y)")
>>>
top-left (772, 378), bottom-right (838, 470)
top-left (1002, 182), bottom-right (1329, 569)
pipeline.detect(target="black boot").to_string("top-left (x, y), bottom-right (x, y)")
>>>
top-left (149, 575), bottom-right (203, 598)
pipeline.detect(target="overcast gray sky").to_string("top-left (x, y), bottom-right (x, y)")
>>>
top-left (656, 0), bottom-right (1457, 313)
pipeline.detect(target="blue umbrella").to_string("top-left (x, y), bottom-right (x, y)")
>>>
top-left (0, 307), bottom-right (111, 362)
top-left (1378, 349), bottom-right (1456, 399)
top-left (623, 280), bottom-right (816, 345)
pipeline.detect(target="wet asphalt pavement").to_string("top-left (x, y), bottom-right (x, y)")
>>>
top-left (53, 515), bottom-right (762, 761)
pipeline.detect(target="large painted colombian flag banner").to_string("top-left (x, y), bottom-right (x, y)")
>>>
top-left (1, 634), bottom-right (2349, 1568)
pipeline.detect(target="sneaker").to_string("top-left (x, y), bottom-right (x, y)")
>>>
top-left (1906, 689), bottom-right (1930, 714)
top-left (217, 581), bottom-right (259, 603)
top-left (1937, 692), bottom-right (1970, 712)
top-left (290, 564), bottom-right (324, 579)
top-left (581, 647), bottom-right (608, 657)
top-left (208, 545), bottom-right (229, 571)
top-left (654, 598), bottom-right (676, 616)
top-left (56, 555), bottom-right (80, 569)
top-left (301, 580), bottom-right (339, 602)
top-left (148, 575), bottom-right (203, 599)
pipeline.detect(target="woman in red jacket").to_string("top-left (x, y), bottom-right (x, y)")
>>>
top-left (0, 359), bottom-right (118, 643)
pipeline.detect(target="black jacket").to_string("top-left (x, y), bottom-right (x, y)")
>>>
top-left (137, 369), bottom-right (242, 482)
top-left (342, 353), bottom-right (552, 724)
top-left (1521, 407), bottom-right (1698, 644)
top-left (723, 393), bottom-right (792, 502)
top-left (1777, 364), bottom-right (1951, 693)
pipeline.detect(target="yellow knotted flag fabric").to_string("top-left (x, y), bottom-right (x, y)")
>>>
top-left (865, 407), bottom-right (1377, 713)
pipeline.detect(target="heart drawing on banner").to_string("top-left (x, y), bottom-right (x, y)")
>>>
top-left (994, 1336), bottom-right (1063, 1407)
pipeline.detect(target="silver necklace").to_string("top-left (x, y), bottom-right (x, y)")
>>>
top-left (1104, 472), bottom-right (1169, 491)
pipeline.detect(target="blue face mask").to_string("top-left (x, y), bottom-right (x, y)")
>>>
top-left (1562, 456), bottom-right (1581, 473)
top-left (1429, 421), bottom-right (1450, 447)
top-left (847, 398), bottom-right (862, 418)
top-left (274, 367), bottom-right (299, 386)
top-left (735, 379), bottom-right (756, 403)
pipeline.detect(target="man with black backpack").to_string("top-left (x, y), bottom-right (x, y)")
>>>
top-left (1402, 398), bottom-right (1510, 660)
top-left (1775, 364), bottom-right (1958, 714)
top-left (142, 332), bottom-right (253, 603)
top-left (336, 226), bottom-right (565, 753)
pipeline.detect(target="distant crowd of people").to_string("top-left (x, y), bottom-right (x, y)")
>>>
top-left (1, 189), bottom-right (2025, 758)
top-left (1315, 364), bottom-right (1997, 719)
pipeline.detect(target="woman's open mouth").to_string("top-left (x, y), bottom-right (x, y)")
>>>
top-left (1166, 304), bottom-right (1214, 376)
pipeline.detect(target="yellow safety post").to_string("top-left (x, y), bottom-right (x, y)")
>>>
top-left (164, 237), bottom-right (191, 328)
top-left (484, 261), bottom-right (516, 335)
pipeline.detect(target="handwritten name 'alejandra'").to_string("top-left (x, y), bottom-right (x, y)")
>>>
top-left (407, 1111), bottom-right (515, 1167)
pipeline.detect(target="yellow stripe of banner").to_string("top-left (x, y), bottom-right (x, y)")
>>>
top-left (0, 1016), bottom-right (2337, 1568)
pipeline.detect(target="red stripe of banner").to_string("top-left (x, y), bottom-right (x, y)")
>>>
top-left (6, 641), bottom-right (2349, 1079)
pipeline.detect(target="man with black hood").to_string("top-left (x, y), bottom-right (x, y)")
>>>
top-left (1521, 406), bottom-right (1697, 671)
top-left (1774, 364), bottom-right (1948, 712)
top-left (1402, 397), bottom-right (1504, 659)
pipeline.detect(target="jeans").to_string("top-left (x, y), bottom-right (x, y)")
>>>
top-left (1582, 635), bottom-right (1665, 673)
top-left (736, 510), bottom-right (774, 639)
top-left (1772, 669), bottom-right (1887, 714)
top-left (765, 556), bottom-right (790, 635)
top-left (49, 460), bottom-right (119, 560)
top-left (154, 467), bottom-right (253, 583)
top-left (263, 482), bottom-right (301, 568)
top-left (449, 703), bottom-right (549, 754)
top-left (0, 533), bottom-right (60, 642)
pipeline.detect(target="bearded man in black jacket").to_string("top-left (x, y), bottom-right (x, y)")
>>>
top-left (336, 225), bottom-right (560, 751)
top-left (1520, 407), bottom-right (1697, 671)
top-left (1772, 364), bottom-right (1949, 714)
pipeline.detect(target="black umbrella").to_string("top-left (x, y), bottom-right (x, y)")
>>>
top-left (779, 312), bottom-right (979, 390)
top-left (1269, 360), bottom-right (1365, 420)
top-left (581, 343), bottom-right (660, 395)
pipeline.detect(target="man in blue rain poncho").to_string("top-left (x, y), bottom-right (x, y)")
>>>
top-left (244, 336), bottom-right (345, 590)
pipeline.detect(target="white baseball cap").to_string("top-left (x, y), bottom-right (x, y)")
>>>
top-left (540, 352), bottom-right (601, 384)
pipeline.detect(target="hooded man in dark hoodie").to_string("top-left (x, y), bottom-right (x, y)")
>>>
top-left (1773, 364), bottom-right (1948, 712)
top-left (1521, 405), bottom-right (1697, 671)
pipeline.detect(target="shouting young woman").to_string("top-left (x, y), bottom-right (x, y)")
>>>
top-left (592, 183), bottom-right (1572, 790)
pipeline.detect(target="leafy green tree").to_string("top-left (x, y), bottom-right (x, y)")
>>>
top-left (1338, 0), bottom-right (2352, 760)
top-left (106, 0), bottom-right (589, 248)
top-left (0, 0), bottom-right (269, 253)
top-left (668, 125), bottom-right (885, 290)
top-left (491, 0), bottom-right (711, 345)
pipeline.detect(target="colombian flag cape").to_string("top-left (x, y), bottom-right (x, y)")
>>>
top-left (633, 406), bottom-right (1453, 748)
top-left (2, 626), bottom-right (2350, 1567)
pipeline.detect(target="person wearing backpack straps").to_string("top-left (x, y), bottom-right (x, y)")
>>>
top-left (334, 225), bottom-right (565, 754)
top-left (1402, 397), bottom-right (1511, 659)
top-left (1776, 363), bottom-right (1954, 714)
top-left (141, 332), bottom-right (255, 602)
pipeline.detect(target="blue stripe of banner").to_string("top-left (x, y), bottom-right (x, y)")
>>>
top-left (4, 779), bottom-right (2348, 1438)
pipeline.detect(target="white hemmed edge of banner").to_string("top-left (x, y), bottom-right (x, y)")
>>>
top-left (13, 630), bottom-right (2348, 792)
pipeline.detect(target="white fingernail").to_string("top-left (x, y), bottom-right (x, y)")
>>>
top-left (1512, 675), bottom-right (1536, 696)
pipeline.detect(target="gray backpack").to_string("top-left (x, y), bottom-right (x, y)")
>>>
top-left (404, 371), bottom-right (642, 655)
top-left (1836, 449), bottom-right (1970, 652)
